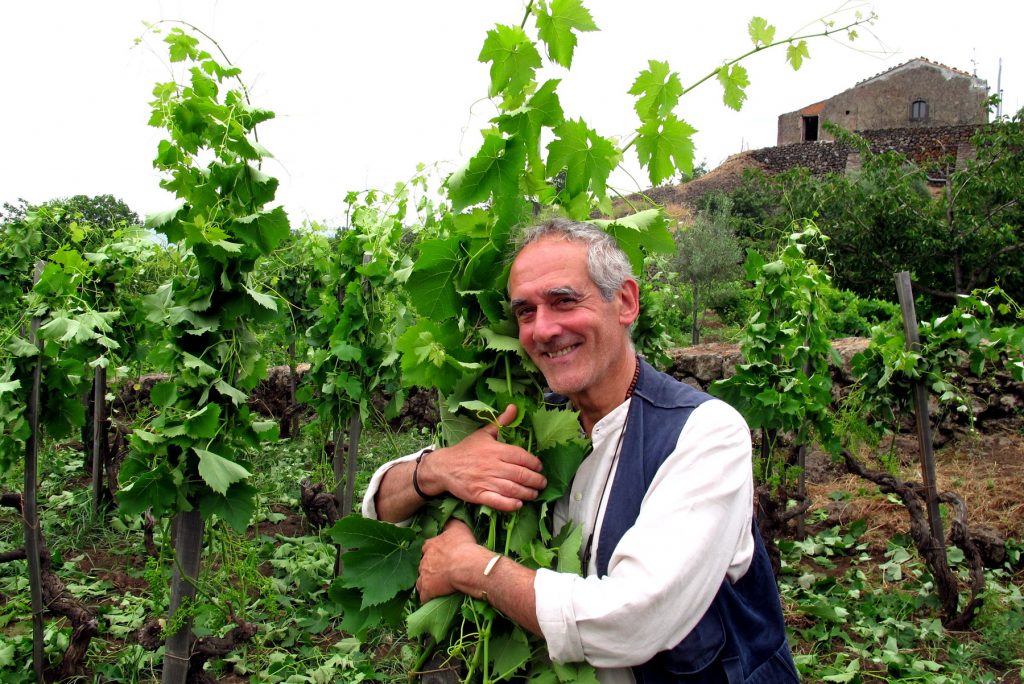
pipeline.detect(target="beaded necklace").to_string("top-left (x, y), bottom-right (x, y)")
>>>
top-left (580, 354), bottom-right (640, 573)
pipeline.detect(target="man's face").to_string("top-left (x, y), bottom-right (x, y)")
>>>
top-left (508, 237), bottom-right (636, 403)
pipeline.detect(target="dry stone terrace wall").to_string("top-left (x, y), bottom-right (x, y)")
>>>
top-left (749, 124), bottom-right (984, 178)
top-left (667, 337), bottom-right (1024, 443)
top-left (115, 337), bottom-right (1022, 443)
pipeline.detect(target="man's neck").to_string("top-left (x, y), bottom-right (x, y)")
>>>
top-left (574, 352), bottom-right (639, 436)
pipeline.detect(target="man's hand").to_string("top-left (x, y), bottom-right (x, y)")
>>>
top-left (416, 519), bottom-right (483, 602)
top-left (419, 404), bottom-right (546, 512)
top-left (416, 518), bottom-right (543, 635)
top-left (373, 405), bottom-right (546, 523)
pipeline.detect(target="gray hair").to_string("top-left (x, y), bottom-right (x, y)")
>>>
top-left (511, 218), bottom-right (635, 301)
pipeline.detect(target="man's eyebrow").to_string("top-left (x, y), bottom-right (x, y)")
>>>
top-left (546, 286), bottom-right (582, 298)
top-left (509, 287), bottom-right (583, 310)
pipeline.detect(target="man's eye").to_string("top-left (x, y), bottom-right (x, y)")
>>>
top-left (515, 308), bottom-right (535, 321)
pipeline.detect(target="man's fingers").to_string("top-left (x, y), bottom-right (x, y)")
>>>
top-left (477, 490), bottom-right (525, 513)
top-left (479, 404), bottom-right (517, 438)
top-left (496, 403), bottom-right (518, 427)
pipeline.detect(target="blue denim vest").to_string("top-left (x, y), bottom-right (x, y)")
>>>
top-left (595, 360), bottom-right (799, 683)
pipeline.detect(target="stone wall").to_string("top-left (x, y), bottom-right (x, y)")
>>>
top-left (748, 124), bottom-right (984, 178)
top-left (666, 338), bottom-right (1023, 442)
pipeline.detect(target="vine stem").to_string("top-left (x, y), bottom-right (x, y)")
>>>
top-left (519, 1), bottom-right (535, 30)
top-left (619, 15), bottom-right (874, 155)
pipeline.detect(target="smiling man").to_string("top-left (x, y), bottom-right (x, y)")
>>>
top-left (362, 218), bottom-right (799, 683)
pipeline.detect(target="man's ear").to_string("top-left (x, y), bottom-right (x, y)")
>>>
top-left (618, 278), bottom-right (640, 327)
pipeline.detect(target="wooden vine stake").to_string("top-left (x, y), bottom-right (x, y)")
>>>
top-left (163, 509), bottom-right (204, 684)
top-left (24, 261), bottom-right (45, 684)
top-left (894, 271), bottom-right (945, 549)
top-left (91, 364), bottom-right (107, 514)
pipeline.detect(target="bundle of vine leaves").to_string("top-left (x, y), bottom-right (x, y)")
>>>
top-left (328, 352), bottom-right (597, 682)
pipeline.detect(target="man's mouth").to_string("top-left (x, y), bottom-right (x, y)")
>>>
top-left (543, 343), bottom-right (580, 359)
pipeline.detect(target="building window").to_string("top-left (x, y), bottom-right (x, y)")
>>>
top-left (910, 99), bottom-right (928, 121)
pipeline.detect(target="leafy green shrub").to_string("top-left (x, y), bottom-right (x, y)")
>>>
top-left (974, 600), bottom-right (1024, 668)
top-left (712, 282), bottom-right (756, 329)
top-left (821, 288), bottom-right (900, 337)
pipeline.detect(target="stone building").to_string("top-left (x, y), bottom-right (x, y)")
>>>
top-left (777, 58), bottom-right (989, 145)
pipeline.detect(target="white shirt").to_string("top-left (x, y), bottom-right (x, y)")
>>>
top-left (360, 396), bottom-right (754, 684)
top-left (534, 397), bottom-right (754, 683)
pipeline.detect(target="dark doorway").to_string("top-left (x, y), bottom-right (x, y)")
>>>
top-left (802, 115), bottom-right (819, 141)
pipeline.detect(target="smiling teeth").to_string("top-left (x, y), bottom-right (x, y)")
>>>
top-left (546, 345), bottom-right (578, 358)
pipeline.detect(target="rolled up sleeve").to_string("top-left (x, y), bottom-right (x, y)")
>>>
top-left (360, 449), bottom-right (430, 522)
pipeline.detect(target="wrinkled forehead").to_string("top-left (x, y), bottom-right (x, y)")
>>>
top-left (508, 237), bottom-right (591, 296)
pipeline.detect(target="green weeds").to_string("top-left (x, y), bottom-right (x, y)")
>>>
top-left (782, 516), bottom-right (1024, 683)
top-left (3, 433), bottom-right (1022, 682)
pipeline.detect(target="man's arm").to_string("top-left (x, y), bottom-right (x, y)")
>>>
top-left (371, 405), bottom-right (549, 523)
top-left (417, 519), bottom-right (541, 635)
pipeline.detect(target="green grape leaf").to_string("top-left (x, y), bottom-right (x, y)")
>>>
top-left (460, 399), bottom-right (499, 416)
top-left (37, 314), bottom-right (79, 343)
top-left (330, 515), bottom-right (423, 607)
top-left (252, 420), bottom-right (279, 441)
top-left (535, 0), bottom-right (598, 69)
top-left (233, 206), bottom-right (291, 255)
top-left (480, 327), bottom-right (522, 352)
top-left (556, 522), bottom-right (584, 575)
top-left (537, 439), bottom-right (589, 502)
top-left (748, 17), bottom-right (776, 48)
top-left (182, 352), bottom-right (218, 377)
top-left (448, 132), bottom-right (527, 211)
top-left (199, 482), bottom-right (257, 532)
top-left (184, 403), bottom-right (221, 438)
top-left (150, 381), bottom-right (178, 407)
top-left (6, 336), bottom-right (39, 358)
top-left (42, 394), bottom-right (85, 439)
top-left (477, 288), bottom-right (510, 325)
top-left (531, 406), bottom-right (581, 451)
top-left (478, 24), bottom-right (542, 107)
top-left (243, 285), bottom-right (277, 311)
top-left (214, 378), bottom-right (249, 405)
top-left (507, 505), bottom-right (540, 558)
top-left (593, 209), bottom-right (674, 274)
top-left (117, 457), bottom-right (181, 517)
top-left (407, 595), bottom-right (462, 643)
top-left (397, 318), bottom-right (465, 394)
top-left (490, 626), bottom-right (532, 678)
top-left (628, 60), bottom-right (683, 121)
top-left (195, 448), bottom-right (250, 495)
top-left (526, 539), bottom-right (557, 568)
top-left (554, 661), bottom-right (600, 683)
top-left (787, 40), bottom-right (810, 70)
top-left (716, 63), bottom-right (749, 111)
top-left (407, 238), bottom-right (462, 320)
top-left (145, 205), bottom-right (183, 233)
top-left (440, 402), bottom-right (485, 446)
top-left (634, 114), bottom-right (696, 186)
top-left (497, 79), bottom-right (565, 174)
top-left (330, 582), bottom-right (408, 637)
top-left (546, 118), bottom-right (619, 202)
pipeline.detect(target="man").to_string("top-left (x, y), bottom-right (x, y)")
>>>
top-left (362, 218), bottom-right (799, 683)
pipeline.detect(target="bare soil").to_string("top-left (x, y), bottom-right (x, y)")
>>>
top-left (804, 418), bottom-right (1024, 549)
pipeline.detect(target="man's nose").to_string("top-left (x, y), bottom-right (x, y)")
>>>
top-left (532, 306), bottom-right (561, 340)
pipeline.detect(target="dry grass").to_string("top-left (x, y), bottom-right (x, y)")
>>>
top-left (805, 425), bottom-right (1024, 551)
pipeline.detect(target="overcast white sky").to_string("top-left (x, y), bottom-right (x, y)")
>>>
top-left (1, 1), bottom-right (1020, 227)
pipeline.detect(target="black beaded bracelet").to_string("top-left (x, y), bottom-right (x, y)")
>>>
top-left (413, 449), bottom-right (441, 500)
